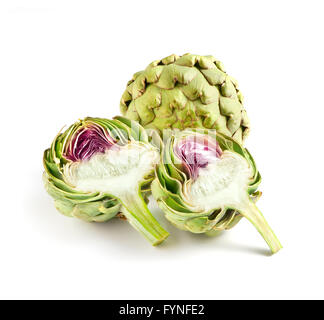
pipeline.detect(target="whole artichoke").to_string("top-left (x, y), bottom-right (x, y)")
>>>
top-left (43, 116), bottom-right (169, 245)
top-left (120, 53), bottom-right (249, 144)
top-left (151, 129), bottom-right (282, 254)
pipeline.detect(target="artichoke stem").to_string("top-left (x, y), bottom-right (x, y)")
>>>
top-left (120, 191), bottom-right (169, 246)
top-left (239, 199), bottom-right (282, 254)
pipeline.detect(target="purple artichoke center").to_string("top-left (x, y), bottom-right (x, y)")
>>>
top-left (65, 125), bottom-right (115, 162)
top-left (175, 136), bottom-right (222, 179)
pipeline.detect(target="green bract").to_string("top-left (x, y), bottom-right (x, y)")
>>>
top-left (43, 116), bottom-right (169, 245)
top-left (151, 129), bottom-right (282, 254)
top-left (120, 53), bottom-right (249, 144)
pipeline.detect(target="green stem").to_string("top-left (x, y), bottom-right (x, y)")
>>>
top-left (120, 191), bottom-right (169, 246)
top-left (238, 199), bottom-right (282, 254)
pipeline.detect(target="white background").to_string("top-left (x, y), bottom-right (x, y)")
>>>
top-left (1, 0), bottom-right (323, 300)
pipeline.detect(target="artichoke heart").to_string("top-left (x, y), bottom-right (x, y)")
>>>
top-left (151, 129), bottom-right (282, 254)
top-left (43, 116), bottom-right (169, 245)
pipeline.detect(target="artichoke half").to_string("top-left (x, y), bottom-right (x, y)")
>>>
top-left (151, 129), bottom-right (282, 254)
top-left (43, 116), bottom-right (169, 245)
top-left (120, 53), bottom-right (249, 144)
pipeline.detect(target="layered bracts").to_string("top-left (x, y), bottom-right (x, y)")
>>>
top-left (43, 116), bottom-right (169, 245)
top-left (152, 129), bottom-right (281, 253)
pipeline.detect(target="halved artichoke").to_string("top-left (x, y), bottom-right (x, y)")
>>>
top-left (151, 129), bottom-right (282, 254)
top-left (43, 116), bottom-right (169, 245)
top-left (120, 53), bottom-right (249, 144)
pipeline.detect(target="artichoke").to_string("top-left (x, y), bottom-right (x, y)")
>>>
top-left (151, 129), bottom-right (282, 254)
top-left (43, 116), bottom-right (169, 245)
top-left (120, 53), bottom-right (249, 144)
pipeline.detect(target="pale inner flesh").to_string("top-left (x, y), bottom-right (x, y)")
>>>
top-left (185, 151), bottom-right (253, 211)
top-left (63, 142), bottom-right (159, 197)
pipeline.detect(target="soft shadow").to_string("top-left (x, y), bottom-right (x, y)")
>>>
top-left (220, 242), bottom-right (272, 256)
top-left (170, 229), bottom-right (272, 256)
top-left (26, 178), bottom-right (272, 258)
